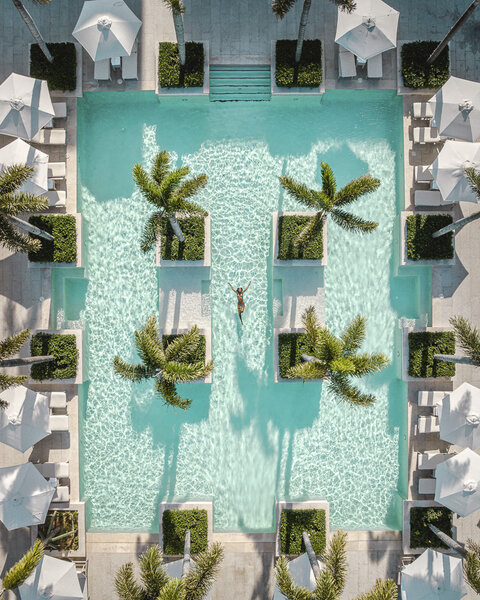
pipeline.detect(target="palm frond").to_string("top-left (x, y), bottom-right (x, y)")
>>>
top-left (314, 328), bottom-right (344, 365)
top-left (162, 360), bottom-right (209, 384)
top-left (450, 315), bottom-right (480, 366)
top-left (3, 540), bottom-right (44, 590)
top-left (173, 174), bottom-right (208, 207)
top-left (295, 212), bottom-right (324, 249)
top-left (340, 315), bottom-right (366, 354)
top-left (330, 208), bottom-right (378, 234)
top-left (139, 545), bottom-right (169, 598)
top-left (334, 174), bottom-right (380, 207)
top-left (0, 329), bottom-right (30, 359)
top-left (113, 356), bottom-right (152, 382)
top-left (0, 192), bottom-right (48, 216)
top-left (328, 373), bottom-right (375, 406)
top-left (162, 0), bottom-right (185, 14)
top-left (177, 199), bottom-right (208, 216)
top-left (279, 176), bottom-right (322, 211)
top-left (0, 373), bottom-right (27, 395)
top-left (353, 578), bottom-right (398, 600)
top-left (141, 212), bottom-right (163, 254)
top-left (133, 163), bottom-right (163, 208)
top-left (0, 214), bottom-right (42, 254)
top-left (272, 0), bottom-right (298, 18)
top-left (274, 556), bottom-right (313, 600)
top-left (323, 530), bottom-right (347, 597)
top-left (114, 563), bottom-right (144, 600)
top-left (330, 0), bottom-right (357, 12)
top-left (28, 0), bottom-right (52, 4)
top-left (156, 379), bottom-right (192, 410)
top-left (0, 165), bottom-right (34, 195)
top-left (135, 318), bottom-right (166, 372)
top-left (152, 151), bottom-right (172, 185)
top-left (183, 542), bottom-right (224, 600)
top-left (465, 167), bottom-right (480, 202)
top-left (288, 360), bottom-right (326, 380)
top-left (311, 568), bottom-right (338, 600)
top-left (320, 162), bottom-right (337, 201)
top-left (465, 540), bottom-right (480, 594)
top-left (302, 306), bottom-right (322, 347)
top-left (160, 167), bottom-right (190, 207)
top-left (164, 326), bottom-right (202, 362)
top-left (350, 353), bottom-right (389, 376)
top-left (329, 356), bottom-right (356, 374)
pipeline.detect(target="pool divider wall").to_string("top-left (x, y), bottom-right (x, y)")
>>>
top-left (274, 500), bottom-right (330, 558)
top-left (156, 214), bottom-right (211, 268)
top-left (399, 210), bottom-right (456, 267)
top-left (272, 211), bottom-right (328, 267)
top-left (158, 500), bottom-right (213, 556)
top-left (159, 327), bottom-right (212, 383)
top-left (27, 213), bottom-right (83, 269)
top-left (401, 326), bottom-right (455, 383)
top-left (26, 328), bottom-right (84, 385)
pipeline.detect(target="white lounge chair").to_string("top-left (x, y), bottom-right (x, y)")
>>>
top-left (367, 53), bottom-right (382, 78)
top-left (45, 190), bottom-right (66, 208)
top-left (49, 414), bottom-right (68, 432)
top-left (418, 451), bottom-right (451, 470)
top-left (338, 46), bottom-right (356, 78)
top-left (48, 162), bottom-right (66, 179)
top-left (122, 41), bottom-right (138, 80)
top-left (94, 59), bottom-right (111, 81)
top-left (415, 165), bottom-right (434, 184)
top-left (45, 103), bottom-right (67, 128)
top-left (418, 477), bottom-right (436, 495)
top-left (52, 485), bottom-right (70, 503)
top-left (414, 190), bottom-right (442, 207)
top-left (413, 127), bottom-right (441, 144)
top-left (412, 102), bottom-right (433, 119)
top-left (34, 462), bottom-right (69, 479)
top-left (417, 390), bottom-right (447, 407)
top-left (50, 391), bottom-right (67, 409)
top-left (418, 415), bottom-right (439, 434)
top-left (32, 129), bottom-right (66, 145)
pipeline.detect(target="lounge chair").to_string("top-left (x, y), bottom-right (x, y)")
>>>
top-left (48, 162), bottom-right (66, 179)
top-left (34, 462), bottom-right (69, 479)
top-left (415, 165), bottom-right (434, 184)
top-left (94, 59), bottom-right (111, 81)
top-left (418, 477), bottom-right (436, 495)
top-left (412, 102), bottom-right (433, 119)
top-left (52, 485), bottom-right (70, 503)
top-left (45, 190), bottom-right (66, 208)
top-left (367, 53), bottom-right (382, 78)
top-left (417, 415), bottom-right (439, 434)
top-left (338, 46), bottom-right (356, 78)
top-left (50, 391), bottom-right (67, 409)
top-left (49, 414), bottom-right (69, 432)
top-left (413, 127), bottom-right (441, 144)
top-left (122, 41), bottom-right (138, 80)
top-left (32, 129), bottom-right (66, 145)
top-left (418, 451), bottom-right (451, 470)
top-left (414, 190), bottom-right (442, 207)
top-left (45, 103), bottom-right (67, 128)
top-left (417, 390), bottom-right (447, 407)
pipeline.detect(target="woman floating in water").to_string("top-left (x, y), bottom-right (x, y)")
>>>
top-left (229, 281), bottom-right (251, 325)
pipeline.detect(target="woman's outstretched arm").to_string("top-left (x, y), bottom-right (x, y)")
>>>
top-left (244, 281), bottom-right (252, 293)
top-left (229, 283), bottom-right (236, 293)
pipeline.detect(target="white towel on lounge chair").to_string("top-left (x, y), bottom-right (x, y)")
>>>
top-left (413, 127), bottom-right (441, 144)
top-left (414, 190), bottom-right (442, 206)
top-left (45, 190), bottom-right (66, 208)
top-left (413, 102), bottom-right (433, 119)
top-left (418, 415), bottom-right (440, 434)
top-left (417, 390), bottom-right (447, 407)
top-left (32, 129), bottom-right (66, 145)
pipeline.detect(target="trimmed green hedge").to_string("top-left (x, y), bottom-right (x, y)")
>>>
top-left (278, 333), bottom-right (315, 379)
top-left (406, 214), bottom-right (454, 261)
top-left (162, 509), bottom-right (208, 555)
top-left (408, 331), bottom-right (455, 378)
top-left (30, 333), bottom-right (78, 380)
top-left (30, 42), bottom-right (77, 92)
top-left (160, 216), bottom-right (205, 261)
top-left (28, 215), bottom-right (77, 264)
top-left (410, 507), bottom-right (453, 549)
top-left (277, 215), bottom-right (323, 260)
top-left (275, 40), bottom-right (322, 88)
top-left (158, 42), bottom-right (204, 88)
top-left (162, 334), bottom-right (206, 364)
top-left (280, 509), bottom-right (326, 555)
top-left (401, 41), bottom-right (449, 89)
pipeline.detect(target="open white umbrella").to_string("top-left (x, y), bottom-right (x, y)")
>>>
top-left (429, 76), bottom-right (480, 142)
top-left (19, 555), bottom-right (83, 600)
top-left (335, 0), bottom-right (399, 61)
top-left (0, 463), bottom-right (55, 530)
top-left (428, 141), bottom-right (480, 204)
top-left (401, 548), bottom-right (466, 600)
top-left (438, 383), bottom-right (480, 449)
top-left (435, 448), bottom-right (480, 517)
top-left (273, 553), bottom-right (324, 600)
top-left (0, 385), bottom-right (50, 452)
top-left (73, 0), bottom-right (141, 61)
top-left (0, 139), bottom-right (48, 197)
top-left (0, 73), bottom-right (54, 140)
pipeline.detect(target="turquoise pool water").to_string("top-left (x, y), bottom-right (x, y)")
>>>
top-left (72, 90), bottom-right (430, 532)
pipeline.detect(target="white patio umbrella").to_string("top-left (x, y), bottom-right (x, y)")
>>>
top-left (438, 383), bottom-right (480, 449)
top-left (0, 73), bottom-right (54, 140)
top-left (73, 0), bottom-right (142, 61)
top-left (0, 463), bottom-right (55, 530)
top-left (435, 448), bottom-right (480, 517)
top-left (19, 555), bottom-right (83, 600)
top-left (429, 76), bottom-right (480, 142)
top-left (428, 141), bottom-right (480, 204)
top-left (0, 385), bottom-right (50, 452)
top-left (273, 553), bottom-right (324, 600)
top-left (335, 0), bottom-right (399, 61)
top-left (400, 548), bottom-right (466, 600)
top-left (0, 139), bottom-right (48, 196)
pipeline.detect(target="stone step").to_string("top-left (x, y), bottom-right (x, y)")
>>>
top-left (209, 64), bottom-right (271, 102)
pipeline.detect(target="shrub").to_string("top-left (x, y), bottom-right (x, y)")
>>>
top-left (158, 42), bottom-right (204, 88)
top-left (279, 509), bottom-right (326, 555)
top-left (278, 333), bottom-right (316, 379)
top-left (162, 334), bottom-right (206, 364)
top-left (406, 214), bottom-right (454, 261)
top-left (28, 215), bottom-right (77, 264)
top-left (30, 42), bottom-right (77, 91)
top-left (408, 331), bottom-right (455, 378)
top-left (30, 333), bottom-right (78, 380)
top-left (276, 40), bottom-right (322, 88)
top-left (401, 41), bottom-right (449, 89)
top-left (38, 510), bottom-right (79, 551)
top-left (160, 216), bottom-right (205, 261)
top-left (162, 509), bottom-right (208, 555)
top-left (277, 215), bottom-right (323, 260)
top-left (410, 507), bottom-right (453, 549)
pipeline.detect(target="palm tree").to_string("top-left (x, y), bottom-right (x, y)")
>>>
top-left (114, 542), bottom-right (224, 600)
top-left (464, 539), bottom-right (480, 594)
top-left (133, 151), bottom-right (208, 251)
top-left (12, 0), bottom-right (53, 63)
top-left (0, 164), bottom-right (53, 254)
top-left (433, 168), bottom-right (480, 238)
top-left (288, 306), bottom-right (389, 406)
top-left (279, 162), bottom-right (380, 248)
top-left (434, 315), bottom-right (480, 367)
top-left (163, 0), bottom-right (187, 67)
top-left (113, 316), bottom-right (213, 410)
top-left (0, 540), bottom-right (44, 596)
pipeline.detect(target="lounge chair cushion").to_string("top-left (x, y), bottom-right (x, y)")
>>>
top-left (49, 414), bottom-right (69, 432)
top-left (32, 129), bottom-right (66, 145)
top-left (414, 190), bottom-right (442, 207)
top-left (413, 127), bottom-right (441, 144)
top-left (418, 478), bottom-right (436, 495)
top-left (34, 462), bottom-right (69, 479)
top-left (413, 102), bottom-right (433, 119)
top-left (50, 391), bottom-right (67, 409)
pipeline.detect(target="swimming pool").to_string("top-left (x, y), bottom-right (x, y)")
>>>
top-left (71, 90), bottom-right (430, 532)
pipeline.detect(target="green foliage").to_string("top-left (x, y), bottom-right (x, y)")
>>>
top-left (28, 215), bottom-right (77, 263)
top-left (450, 315), bottom-right (480, 367)
top-left (160, 216), bottom-right (205, 260)
top-left (406, 214), bottom-right (454, 261)
top-left (279, 509), bottom-right (326, 555)
top-left (30, 42), bottom-right (77, 91)
top-left (162, 509), bottom-right (208, 555)
top-left (158, 42), bottom-right (204, 88)
top-left (465, 540), bottom-right (480, 594)
top-left (408, 331), bottom-right (455, 378)
top-left (30, 333), bottom-right (78, 380)
top-left (410, 507), bottom-right (453, 549)
top-left (38, 510), bottom-right (78, 551)
top-left (401, 41), bottom-right (449, 89)
top-left (2, 540), bottom-right (44, 590)
top-left (163, 334), bottom-right (206, 364)
top-left (275, 40), bottom-right (322, 88)
top-left (277, 215), bottom-right (323, 260)
top-left (278, 332), bottom-right (315, 379)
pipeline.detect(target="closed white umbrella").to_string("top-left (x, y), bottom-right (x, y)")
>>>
top-left (73, 0), bottom-right (141, 61)
top-left (0, 463), bottom-right (55, 530)
top-left (435, 448), bottom-right (480, 517)
top-left (438, 383), bottom-right (480, 449)
top-left (273, 553), bottom-right (324, 600)
top-left (0, 139), bottom-right (48, 196)
top-left (428, 141), bottom-right (480, 204)
top-left (335, 0), bottom-right (399, 61)
top-left (0, 73), bottom-right (54, 140)
top-left (0, 385), bottom-right (50, 452)
top-left (429, 76), bottom-right (480, 142)
top-left (19, 555), bottom-right (83, 600)
top-left (401, 548), bottom-right (466, 600)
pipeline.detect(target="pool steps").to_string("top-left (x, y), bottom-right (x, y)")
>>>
top-left (209, 64), bottom-right (271, 102)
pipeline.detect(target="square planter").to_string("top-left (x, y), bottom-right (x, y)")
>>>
top-left (27, 329), bottom-right (83, 385)
top-left (158, 501), bottom-right (213, 556)
top-left (400, 211), bottom-right (455, 266)
top-left (396, 41), bottom-right (450, 96)
top-left (156, 41), bottom-right (209, 96)
top-left (156, 214), bottom-right (210, 268)
top-left (28, 213), bottom-right (82, 268)
top-left (270, 41), bottom-right (325, 96)
top-left (160, 327), bottom-right (212, 383)
top-left (402, 500), bottom-right (455, 555)
top-left (401, 327), bottom-right (455, 382)
top-left (272, 212), bottom-right (327, 267)
top-left (31, 502), bottom-right (86, 558)
top-left (29, 42), bottom-right (83, 98)
top-left (274, 328), bottom-right (325, 383)
top-left (275, 500), bottom-right (330, 558)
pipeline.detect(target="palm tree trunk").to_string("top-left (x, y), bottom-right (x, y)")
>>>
top-left (293, 0), bottom-right (312, 83)
top-left (168, 214), bottom-right (185, 243)
top-left (302, 532), bottom-right (320, 580)
top-left (172, 9), bottom-right (186, 67)
top-left (182, 529), bottom-right (191, 578)
top-left (432, 211), bottom-right (480, 238)
top-left (12, 0), bottom-right (53, 63)
top-left (434, 354), bottom-right (476, 365)
top-left (428, 524), bottom-right (466, 557)
top-left (8, 215), bottom-right (54, 241)
top-left (0, 355), bottom-right (54, 367)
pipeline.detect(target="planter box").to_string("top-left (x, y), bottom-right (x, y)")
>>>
top-left (272, 212), bottom-right (327, 267)
top-left (156, 41), bottom-right (209, 96)
top-left (160, 327), bottom-right (212, 383)
top-left (29, 42), bottom-right (83, 98)
top-left (31, 501), bottom-right (86, 558)
top-left (270, 41), bottom-right (325, 96)
top-left (275, 500), bottom-right (330, 558)
top-left (28, 213), bottom-right (82, 268)
top-left (401, 326), bottom-right (454, 383)
top-left (400, 211), bottom-right (455, 267)
top-left (396, 41), bottom-right (450, 96)
top-left (158, 500), bottom-right (213, 556)
top-left (402, 500), bottom-right (455, 555)
top-left (26, 329), bottom-right (83, 385)
top-left (156, 215), bottom-right (211, 268)
top-left (274, 328), bottom-right (325, 383)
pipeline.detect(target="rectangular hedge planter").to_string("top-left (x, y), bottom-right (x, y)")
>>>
top-left (397, 40), bottom-right (450, 95)
top-left (402, 500), bottom-right (453, 555)
top-left (273, 329), bottom-right (324, 383)
top-left (272, 212), bottom-right (327, 266)
top-left (31, 502), bottom-right (86, 558)
top-left (30, 42), bottom-right (77, 92)
top-left (400, 211), bottom-right (455, 266)
top-left (156, 215), bottom-right (210, 267)
top-left (27, 329), bottom-right (83, 384)
top-left (158, 501), bottom-right (213, 557)
top-left (274, 39), bottom-right (322, 89)
top-left (160, 327), bottom-right (212, 383)
top-left (402, 328), bottom-right (455, 380)
top-left (28, 214), bottom-right (82, 268)
top-left (275, 500), bottom-right (330, 558)
top-left (157, 41), bottom-right (209, 96)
